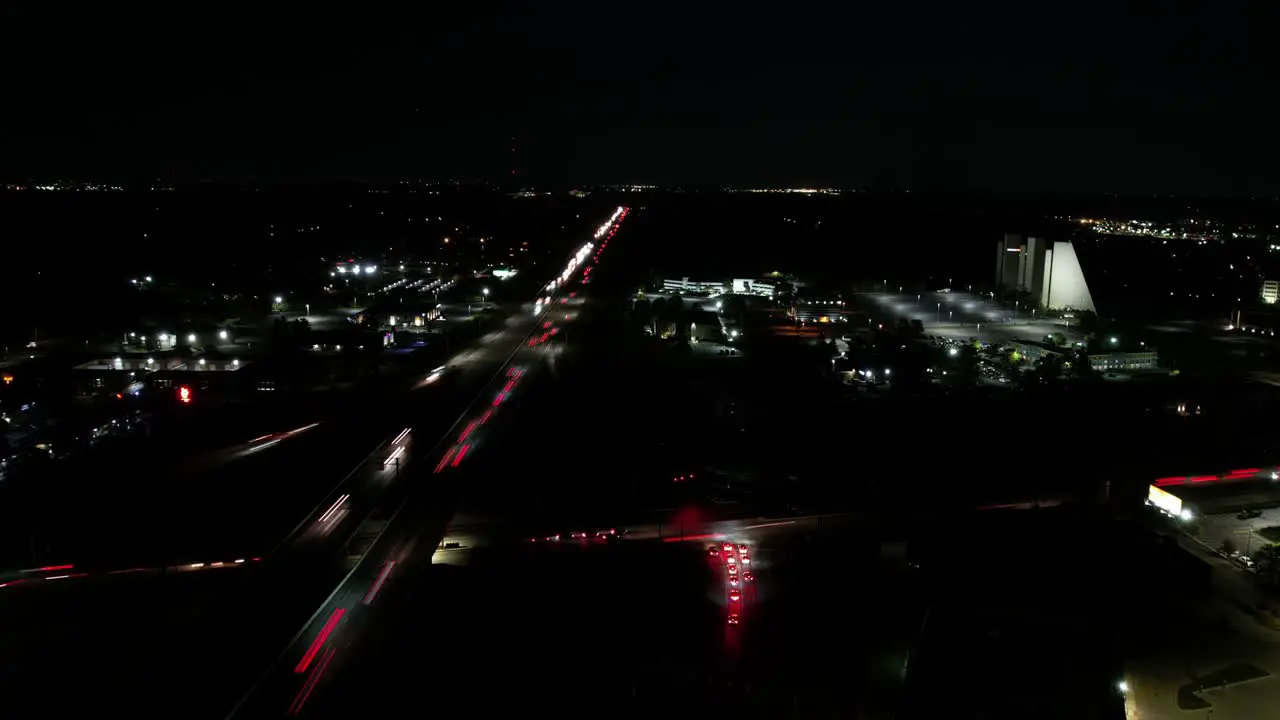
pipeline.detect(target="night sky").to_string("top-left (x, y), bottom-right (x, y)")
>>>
top-left (3, 3), bottom-right (1276, 195)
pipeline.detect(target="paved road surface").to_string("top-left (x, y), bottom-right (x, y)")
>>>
top-left (225, 207), bottom-right (628, 718)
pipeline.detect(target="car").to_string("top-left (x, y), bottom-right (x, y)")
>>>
top-left (1238, 509), bottom-right (1263, 520)
top-left (727, 613), bottom-right (740, 625)
top-left (707, 545), bottom-right (720, 556)
top-left (727, 575), bottom-right (739, 587)
top-left (722, 543), bottom-right (734, 553)
top-left (738, 544), bottom-right (749, 553)
top-left (569, 531), bottom-right (588, 540)
top-left (727, 564), bottom-right (737, 576)
top-left (543, 534), bottom-right (561, 542)
top-left (728, 589), bottom-right (741, 603)
top-left (725, 555), bottom-right (736, 565)
top-left (740, 555), bottom-right (750, 565)
top-left (742, 571), bottom-right (754, 582)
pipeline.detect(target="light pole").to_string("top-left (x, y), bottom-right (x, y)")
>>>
top-left (936, 302), bottom-right (941, 324)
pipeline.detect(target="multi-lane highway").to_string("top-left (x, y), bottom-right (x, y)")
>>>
top-left (236, 505), bottom-right (853, 717)
top-left (223, 206), bottom-right (630, 717)
top-left (0, 207), bottom-right (630, 717)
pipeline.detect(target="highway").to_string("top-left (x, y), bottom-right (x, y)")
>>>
top-left (234, 502), bottom-right (853, 717)
top-left (0, 207), bottom-right (628, 716)
top-left (221, 206), bottom-right (630, 717)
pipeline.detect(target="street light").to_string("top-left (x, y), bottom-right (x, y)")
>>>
top-left (274, 296), bottom-right (283, 304)
top-left (187, 333), bottom-right (196, 344)
top-left (218, 330), bottom-right (228, 340)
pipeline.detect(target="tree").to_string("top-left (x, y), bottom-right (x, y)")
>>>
top-left (1033, 353), bottom-right (1063, 382)
top-left (897, 318), bottom-right (924, 339)
top-left (663, 296), bottom-right (686, 338)
top-left (1069, 352), bottom-right (1095, 381)
top-left (269, 317), bottom-right (311, 352)
top-left (1046, 332), bottom-right (1067, 346)
top-left (1255, 545), bottom-right (1280, 587)
top-left (721, 295), bottom-right (747, 322)
top-left (947, 344), bottom-right (981, 386)
top-left (1074, 310), bottom-right (1100, 335)
top-left (632, 298), bottom-right (653, 334)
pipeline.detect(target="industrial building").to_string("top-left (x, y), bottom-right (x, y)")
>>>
top-left (996, 234), bottom-right (1096, 313)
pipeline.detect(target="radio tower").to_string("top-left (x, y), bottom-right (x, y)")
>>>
top-left (510, 135), bottom-right (519, 185)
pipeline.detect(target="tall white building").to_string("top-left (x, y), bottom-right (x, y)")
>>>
top-left (1262, 280), bottom-right (1279, 304)
top-left (995, 235), bottom-right (1096, 313)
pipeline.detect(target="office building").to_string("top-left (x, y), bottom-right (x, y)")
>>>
top-left (731, 278), bottom-right (776, 297)
top-left (663, 277), bottom-right (727, 294)
top-left (995, 235), bottom-right (1096, 313)
top-left (1262, 280), bottom-right (1278, 305)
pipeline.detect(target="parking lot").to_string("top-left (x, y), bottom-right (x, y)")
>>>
top-left (1198, 509), bottom-right (1279, 565)
top-left (852, 290), bottom-right (1087, 346)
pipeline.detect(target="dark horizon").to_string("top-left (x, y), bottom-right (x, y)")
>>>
top-left (4, 3), bottom-right (1278, 196)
